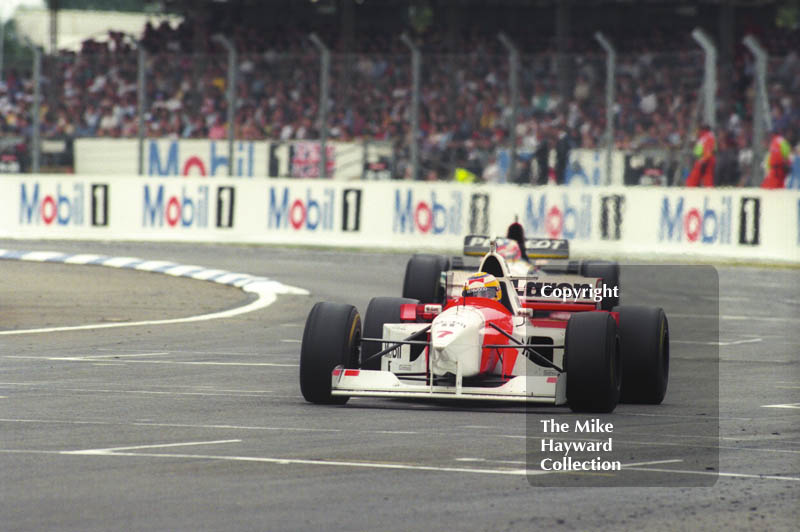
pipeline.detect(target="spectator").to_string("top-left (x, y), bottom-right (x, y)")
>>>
top-left (686, 124), bottom-right (716, 187)
top-left (3, 19), bottom-right (797, 185)
top-left (761, 128), bottom-right (792, 188)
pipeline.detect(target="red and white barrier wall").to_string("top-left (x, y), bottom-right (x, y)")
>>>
top-left (1, 175), bottom-right (798, 263)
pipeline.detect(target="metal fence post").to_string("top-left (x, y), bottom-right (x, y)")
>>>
top-left (309, 33), bottom-right (330, 179)
top-left (401, 33), bottom-right (420, 181)
top-left (137, 44), bottom-right (146, 176)
top-left (213, 34), bottom-right (237, 177)
top-left (691, 28), bottom-right (717, 130)
top-left (743, 35), bottom-right (771, 187)
top-left (32, 44), bottom-right (41, 173)
top-left (0, 20), bottom-right (5, 82)
top-left (498, 33), bottom-right (519, 184)
top-left (594, 32), bottom-right (615, 186)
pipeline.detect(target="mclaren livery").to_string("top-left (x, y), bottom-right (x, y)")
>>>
top-left (300, 238), bottom-right (669, 413)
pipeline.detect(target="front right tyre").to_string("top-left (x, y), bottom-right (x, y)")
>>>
top-left (402, 254), bottom-right (450, 303)
top-left (615, 305), bottom-right (669, 404)
top-left (565, 312), bottom-right (621, 413)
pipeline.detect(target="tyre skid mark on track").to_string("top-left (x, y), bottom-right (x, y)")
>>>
top-left (0, 249), bottom-right (309, 335)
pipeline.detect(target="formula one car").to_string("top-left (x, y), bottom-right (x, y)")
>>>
top-left (300, 241), bottom-right (669, 413)
top-left (402, 221), bottom-right (621, 311)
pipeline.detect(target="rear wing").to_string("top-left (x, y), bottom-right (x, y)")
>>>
top-left (463, 235), bottom-right (570, 260)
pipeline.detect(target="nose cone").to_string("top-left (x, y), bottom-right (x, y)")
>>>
top-left (429, 307), bottom-right (484, 377)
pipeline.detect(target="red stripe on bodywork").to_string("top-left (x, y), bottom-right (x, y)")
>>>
top-left (344, 369), bottom-right (360, 377)
top-left (546, 377), bottom-right (558, 383)
top-left (332, 368), bottom-right (342, 376)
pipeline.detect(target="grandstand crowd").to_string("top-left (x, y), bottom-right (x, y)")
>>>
top-left (1, 17), bottom-right (799, 183)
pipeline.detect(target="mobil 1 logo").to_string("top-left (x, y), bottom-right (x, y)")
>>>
top-left (738, 197), bottom-right (760, 246)
top-left (19, 181), bottom-right (109, 227)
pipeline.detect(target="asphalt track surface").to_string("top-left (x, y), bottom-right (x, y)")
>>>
top-left (1, 240), bottom-right (798, 531)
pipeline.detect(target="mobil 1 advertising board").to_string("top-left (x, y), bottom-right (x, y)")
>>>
top-left (387, 181), bottom-right (499, 249)
top-left (1, 175), bottom-right (110, 239)
top-left (630, 187), bottom-right (800, 262)
top-left (0, 176), bottom-right (368, 245)
top-left (136, 178), bottom-right (365, 245)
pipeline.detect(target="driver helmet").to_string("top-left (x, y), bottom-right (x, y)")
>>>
top-left (496, 239), bottom-right (522, 261)
top-left (462, 272), bottom-right (502, 301)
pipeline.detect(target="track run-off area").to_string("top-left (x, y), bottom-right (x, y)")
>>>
top-left (1, 240), bottom-right (798, 531)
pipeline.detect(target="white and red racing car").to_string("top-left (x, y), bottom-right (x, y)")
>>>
top-left (300, 242), bottom-right (669, 413)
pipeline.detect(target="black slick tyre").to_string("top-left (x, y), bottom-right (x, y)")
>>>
top-left (580, 260), bottom-right (620, 311)
top-left (565, 312), bottom-right (621, 413)
top-left (300, 302), bottom-right (361, 404)
top-left (615, 305), bottom-right (669, 404)
top-left (402, 254), bottom-right (450, 303)
top-left (361, 296), bottom-right (418, 370)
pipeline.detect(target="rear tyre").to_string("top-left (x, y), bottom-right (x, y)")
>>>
top-left (361, 296), bottom-right (418, 370)
top-left (300, 302), bottom-right (361, 404)
top-left (580, 260), bottom-right (620, 311)
top-left (565, 312), bottom-right (621, 413)
top-left (615, 306), bottom-right (669, 404)
top-left (402, 254), bottom-right (450, 303)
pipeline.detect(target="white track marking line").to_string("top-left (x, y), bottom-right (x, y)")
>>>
top-left (3, 356), bottom-right (297, 367)
top-left (671, 313), bottom-right (800, 323)
top-left (622, 459), bottom-right (684, 468)
top-left (456, 458), bottom-right (527, 465)
top-left (34, 352), bottom-right (170, 361)
top-left (17, 447), bottom-right (796, 481)
top-left (1, 416), bottom-right (799, 455)
top-left (465, 458), bottom-right (684, 468)
top-left (48, 388), bottom-right (274, 398)
top-left (65, 450), bottom-right (534, 475)
top-left (762, 403), bottom-right (800, 409)
top-left (622, 466), bottom-right (800, 482)
top-left (0, 293), bottom-right (276, 335)
top-left (672, 338), bottom-right (762, 346)
top-left (63, 439), bottom-right (242, 455)
top-left (618, 412), bottom-right (753, 421)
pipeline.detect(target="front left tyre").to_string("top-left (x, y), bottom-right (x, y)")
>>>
top-left (361, 296), bottom-right (419, 370)
top-left (300, 302), bottom-right (361, 404)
